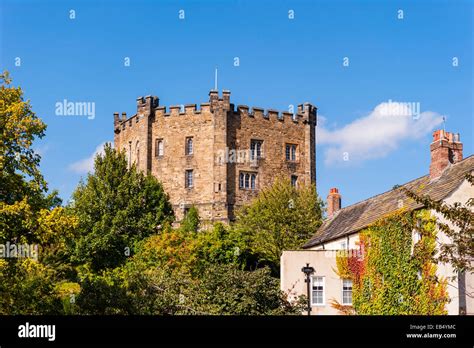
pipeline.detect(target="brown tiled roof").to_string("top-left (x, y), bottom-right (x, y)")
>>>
top-left (303, 155), bottom-right (474, 249)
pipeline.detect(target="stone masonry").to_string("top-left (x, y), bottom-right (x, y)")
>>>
top-left (114, 90), bottom-right (317, 223)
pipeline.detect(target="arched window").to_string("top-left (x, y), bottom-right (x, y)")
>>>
top-left (186, 137), bottom-right (193, 155)
top-left (156, 139), bottom-right (164, 157)
top-left (239, 173), bottom-right (244, 188)
top-left (245, 173), bottom-right (250, 188)
top-left (250, 174), bottom-right (256, 189)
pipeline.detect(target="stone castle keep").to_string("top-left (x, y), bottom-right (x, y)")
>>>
top-left (114, 90), bottom-right (317, 222)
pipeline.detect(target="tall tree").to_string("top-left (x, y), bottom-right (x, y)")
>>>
top-left (0, 71), bottom-right (77, 314)
top-left (70, 144), bottom-right (174, 271)
top-left (235, 178), bottom-right (323, 273)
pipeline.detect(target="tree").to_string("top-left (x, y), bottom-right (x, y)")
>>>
top-left (70, 144), bottom-right (174, 271)
top-left (235, 178), bottom-right (323, 273)
top-left (0, 72), bottom-right (78, 314)
top-left (401, 173), bottom-right (474, 273)
top-left (186, 264), bottom-right (305, 315)
top-left (0, 71), bottom-right (63, 244)
top-left (181, 205), bottom-right (200, 233)
top-left (75, 258), bottom-right (304, 315)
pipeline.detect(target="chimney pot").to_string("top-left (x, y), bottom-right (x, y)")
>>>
top-left (430, 129), bottom-right (463, 179)
top-left (327, 187), bottom-right (341, 218)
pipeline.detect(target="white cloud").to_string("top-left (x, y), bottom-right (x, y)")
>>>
top-left (317, 101), bottom-right (443, 165)
top-left (68, 142), bottom-right (109, 174)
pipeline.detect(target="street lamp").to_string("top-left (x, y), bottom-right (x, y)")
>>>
top-left (301, 263), bottom-right (315, 316)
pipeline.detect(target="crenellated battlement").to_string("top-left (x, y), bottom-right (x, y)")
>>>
top-left (236, 102), bottom-right (316, 124)
top-left (114, 90), bottom-right (317, 135)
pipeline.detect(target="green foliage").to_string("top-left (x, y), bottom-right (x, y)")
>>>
top-left (187, 264), bottom-right (304, 315)
top-left (181, 205), bottom-right (200, 233)
top-left (0, 70), bottom-right (59, 210)
top-left (0, 259), bottom-right (62, 314)
top-left (236, 177), bottom-right (323, 273)
top-left (55, 281), bottom-right (81, 314)
top-left (132, 222), bottom-right (248, 277)
top-left (401, 180), bottom-right (474, 273)
top-left (335, 210), bottom-right (449, 315)
top-left (70, 143), bottom-right (174, 271)
top-left (0, 72), bottom-right (78, 315)
top-left (74, 259), bottom-right (302, 315)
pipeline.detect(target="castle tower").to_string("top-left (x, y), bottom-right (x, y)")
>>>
top-left (114, 91), bottom-right (317, 223)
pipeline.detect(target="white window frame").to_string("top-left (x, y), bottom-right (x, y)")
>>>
top-left (342, 279), bottom-right (353, 305)
top-left (239, 171), bottom-right (257, 190)
top-left (311, 276), bottom-right (325, 306)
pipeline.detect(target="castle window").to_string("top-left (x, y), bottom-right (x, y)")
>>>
top-left (250, 174), bottom-right (256, 189)
top-left (155, 139), bottom-right (164, 157)
top-left (286, 144), bottom-right (297, 161)
top-left (185, 170), bottom-right (193, 188)
top-left (239, 172), bottom-right (257, 190)
top-left (135, 141), bottom-right (140, 167)
top-left (250, 139), bottom-right (263, 160)
top-left (186, 137), bottom-right (193, 155)
top-left (291, 175), bottom-right (298, 187)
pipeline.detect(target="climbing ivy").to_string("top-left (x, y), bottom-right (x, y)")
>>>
top-left (335, 209), bottom-right (449, 315)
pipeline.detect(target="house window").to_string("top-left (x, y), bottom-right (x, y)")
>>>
top-left (186, 137), bottom-right (193, 155)
top-left (286, 144), bottom-right (297, 161)
top-left (311, 276), bottom-right (325, 305)
top-left (239, 172), bottom-right (257, 190)
top-left (185, 170), bottom-right (193, 188)
top-left (155, 139), bottom-right (164, 157)
top-left (250, 140), bottom-right (263, 160)
top-left (342, 279), bottom-right (353, 305)
top-left (291, 175), bottom-right (298, 187)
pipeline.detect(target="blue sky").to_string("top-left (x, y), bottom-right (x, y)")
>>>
top-left (1, 0), bottom-right (472, 208)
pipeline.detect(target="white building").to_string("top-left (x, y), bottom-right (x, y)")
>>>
top-left (281, 129), bottom-right (473, 315)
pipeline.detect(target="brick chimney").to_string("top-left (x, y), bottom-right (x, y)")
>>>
top-left (430, 130), bottom-right (463, 179)
top-left (327, 188), bottom-right (341, 218)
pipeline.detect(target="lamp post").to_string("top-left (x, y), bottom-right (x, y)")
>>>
top-left (301, 263), bottom-right (315, 316)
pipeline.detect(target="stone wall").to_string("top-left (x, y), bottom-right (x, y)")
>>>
top-left (114, 90), bottom-right (317, 223)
